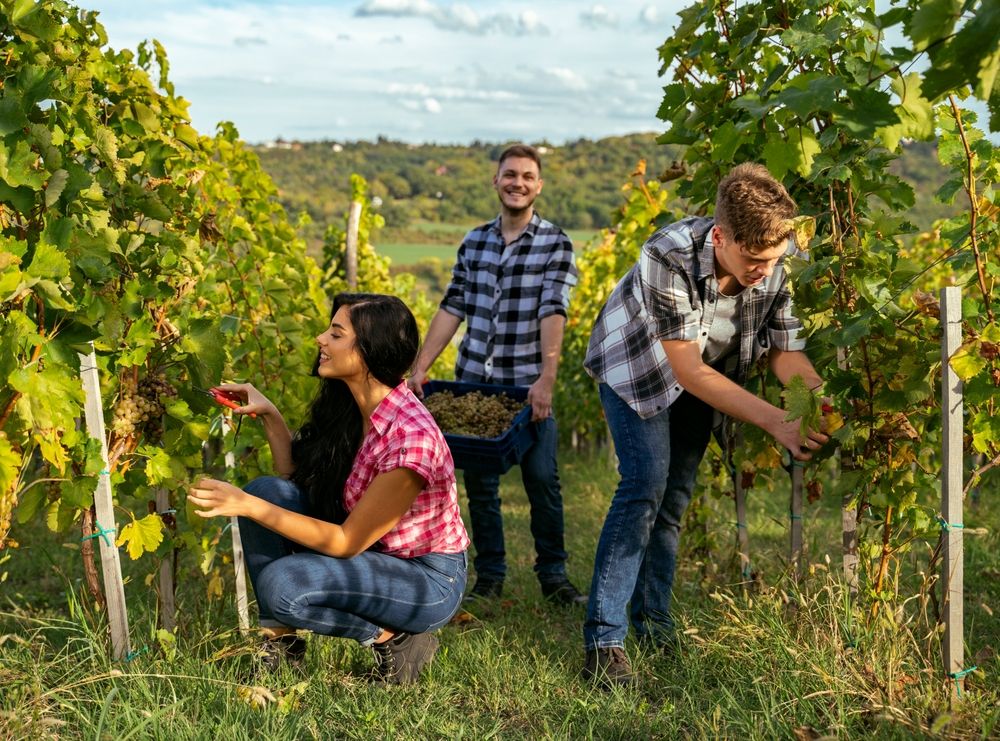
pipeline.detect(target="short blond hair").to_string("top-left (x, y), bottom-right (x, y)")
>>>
top-left (714, 163), bottom-right (797, 253)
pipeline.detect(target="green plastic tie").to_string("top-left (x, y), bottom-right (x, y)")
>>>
top-left (937, 516), bottom-right (964, 531)
top-left (99, 469), bottom-right (111, 476)
top-left (125, 646), bottom-right (150, 663)
top-left (790, 460), bottom-right (805, 469)
top-left (789, 513), bottom-right (803, 521)
top-left (81, 524), bottom-right (116, 548)
top-left (733, 521), bottom-right (747, 530)
top-left (948, 666), bottom-right (977, 696)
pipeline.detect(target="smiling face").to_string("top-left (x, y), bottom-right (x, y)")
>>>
top-left (315, 305), bottom-right (366, 381)
top-left (493, 155), bottom-right (543, 215)
top-left (712, 224), bottom-right (788, 290)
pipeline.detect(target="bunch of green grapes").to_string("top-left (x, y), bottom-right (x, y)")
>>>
top-left (111, 373), bottom-right (178, 441)
top-left (424, 390), bottom-right (526, 438)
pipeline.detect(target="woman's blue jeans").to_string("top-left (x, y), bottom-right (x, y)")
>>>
top-left (583, 385), bottom-right (713, 651)
top-left (237, 477), bottom-right (467, 645)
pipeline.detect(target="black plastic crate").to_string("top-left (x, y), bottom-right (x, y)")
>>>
top-left (422, 380), bottom-right (538, 474)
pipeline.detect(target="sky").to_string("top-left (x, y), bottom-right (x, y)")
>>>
top-left (84, 0), bottom-right (687, 144)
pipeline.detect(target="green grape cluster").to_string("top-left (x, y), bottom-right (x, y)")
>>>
top-left (111, 373), bottom-right (178, 441)
top-left (424, 390), bottom-right (525, 438)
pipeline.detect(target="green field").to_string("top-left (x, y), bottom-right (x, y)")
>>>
top-left (377, 243), bottom-right (460, 266)
top-left (2, 451), bottom-right (997, 739)
top-left (378, 224), bottom-right (602, 267)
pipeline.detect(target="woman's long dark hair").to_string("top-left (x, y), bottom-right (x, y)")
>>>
top-left (290, 293), bottom-right (420, 523)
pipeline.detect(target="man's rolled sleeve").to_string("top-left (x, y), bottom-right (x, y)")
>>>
top-left (640, 248), bottom-right (700, 342)
top-left (538, 237), bottom-right (577, 319)
top-left (768, 286), bottom-right (807, 351)
top-left (440, 243), bottom-right (469, 317)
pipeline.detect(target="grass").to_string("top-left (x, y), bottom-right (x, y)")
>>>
top-left (377, 222), bottom-right (601, 266)
top-left (1, 450), bottom-right (998, 739)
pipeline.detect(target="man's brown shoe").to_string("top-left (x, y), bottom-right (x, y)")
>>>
top-left (582, 647), bottom-right (634, 689)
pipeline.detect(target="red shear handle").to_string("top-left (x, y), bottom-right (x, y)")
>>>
top-left (210, 388), bottom-right (257, 418)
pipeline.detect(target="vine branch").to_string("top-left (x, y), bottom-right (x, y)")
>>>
top-left (948, 95), bottom-right (994, 323)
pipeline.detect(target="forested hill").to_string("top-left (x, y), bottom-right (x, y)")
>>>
top-left (252, 134), bottom-right (955, 241)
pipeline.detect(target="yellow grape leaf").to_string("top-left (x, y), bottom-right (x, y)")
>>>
top-left (753, 445), bottom-right (783, 470)
top-left (276, 682), bottom-right (309, 715)
top-left (822, 411), bottom-right (845, 434)
top-left (788, 215), bottom-right (816, 251)
top-left (950, 341), bottom-right (986, 382)
top-left (207, 570), bottom-right (224, 600)
top-left (237, 685), bottom-right (276, 709)
top-left (978, 196), bottom-right (999, 221)
top-left (116, 513), bottom-right (164, 560)
top-left (33, 429), bottom-right (68, 473)
top-left (0, 434), bottom-right (21, 501)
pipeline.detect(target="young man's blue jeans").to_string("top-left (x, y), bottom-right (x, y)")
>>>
top-left (584, 385), bottom-right (713, 651)
top-left (237, 477), bottom-right (467, 646)
top-left (463, 416), bottom-right (569, 585)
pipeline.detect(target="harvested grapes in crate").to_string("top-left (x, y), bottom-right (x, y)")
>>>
top-left (423, 390), bottom-right (526, 439)
top-left (419, 380), bottom-right (539, 474)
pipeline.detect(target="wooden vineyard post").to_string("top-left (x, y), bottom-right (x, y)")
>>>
top-left (789, 462), bottom-right (804, 582)
top-left (222, 416), bottom-right (250, 632)
top-left (837, 347), bottom-right (859, 594)
top-left (78, 346), bottom-right (131, 660)
top-left (730, 427), bottom-right (751, 585)
top-left (940, 287), bottom-right (968, 701)
top-left (155, 487), bottom-right (176, 633)
top-left (345, 200), bottom-right (362, 290)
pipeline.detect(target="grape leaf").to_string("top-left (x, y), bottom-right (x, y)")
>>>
top-left (949, 341), bottom-right (986, 381)
top-left (116, 513), bottom-right (164, 560)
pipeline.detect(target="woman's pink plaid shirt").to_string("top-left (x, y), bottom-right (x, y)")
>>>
top-left (343, 383), bottom-right (470, 558)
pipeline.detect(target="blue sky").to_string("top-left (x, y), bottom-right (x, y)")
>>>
top-left (85, 0), bottom-right (686, 144)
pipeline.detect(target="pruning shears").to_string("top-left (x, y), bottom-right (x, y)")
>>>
top-left (193, 386), bottom-right (257, 419)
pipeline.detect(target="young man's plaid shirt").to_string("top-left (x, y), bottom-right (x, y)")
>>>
top-left (441, 212), bottom-right (577, 385)
top-left (584, 216), bottom-right (807, 419)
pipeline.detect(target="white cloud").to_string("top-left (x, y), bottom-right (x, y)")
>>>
top-left (387, 82), bottom-right (518, 102)
top-left (85, 0), bottom-right (679, 143)
top-left (541, 67), bottom-right (588, 92)
top-left (639, 5), bottom-right (660, 27)
top-left (233, 35), bottom-right (267, 47)
top-left (354, 0), bottom-right (550, 36)
top-left (580, 5), bottom-right (619, 28)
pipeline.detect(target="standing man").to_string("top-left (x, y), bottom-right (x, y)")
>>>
top-left (581, 163), bottom-right (829, 686)
top-left (408, 144), bottom-right (586, 606)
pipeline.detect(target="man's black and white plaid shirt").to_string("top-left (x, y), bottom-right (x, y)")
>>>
top-left (441, 212), bottom-right (577, 385)
top-left (584, 216), bottom-right (806, 419)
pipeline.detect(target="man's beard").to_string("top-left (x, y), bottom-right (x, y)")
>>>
top-left (498, 191), bottom-right (535, 215)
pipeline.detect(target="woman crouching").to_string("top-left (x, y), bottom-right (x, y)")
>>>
top-left (188, 293), bottom-right (469, 684)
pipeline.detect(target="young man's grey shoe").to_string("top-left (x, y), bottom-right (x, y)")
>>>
top-left (371, 632), bottom-right (439, 685)
top-left (582, 647), bottom-right (635, 689)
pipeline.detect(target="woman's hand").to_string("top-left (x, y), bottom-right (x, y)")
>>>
top-left (215, 382), bottom-right (279, 419)
top-left (188, 478), bottom-right (254, 518)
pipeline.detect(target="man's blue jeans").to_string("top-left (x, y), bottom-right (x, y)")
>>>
top-left (463, 417), bottom-right (568, 584)
top-left (237, 477), bottom-right (467, 645)
top-left (583, 385), bottom-right (713, 650)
